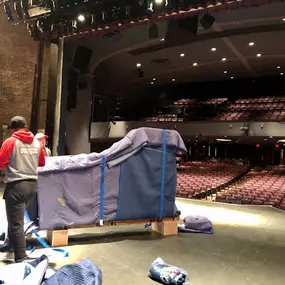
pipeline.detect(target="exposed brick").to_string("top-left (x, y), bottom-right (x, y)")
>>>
top-left (0, 10), bottom-right (37, 140)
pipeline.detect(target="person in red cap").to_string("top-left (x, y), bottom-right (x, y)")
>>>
top-left (35, 133), bottom-right (51, 157)
top-left (0, 116), bottom-right (45, 263)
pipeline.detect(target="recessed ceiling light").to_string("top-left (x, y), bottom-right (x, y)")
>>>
top-left (224, 70), bottom-right (228, 74)
top-left (256, 53), bottom-right (261, 57)
top-left (221, 58), bottom-right (227, 62)
top-left (211, 48), bottom-right (216, 51)
top-left (172, 79), bottom-right (175, 82)
top-left (136, 63), bottom-right (141, 67)
top-left (153, 78), bottom-right (156, 80)
top-left (180, 53), bottom-right (185, 57)
top-left (230, 76), bottom-right (234, 79)
top-left (283, 18), bottom-right (285, 21)
top-left (248, 42), bottom-right (255, 46)
top-left (151, 82), bottom-right (154, 84)
top-left (160, 38), bottom-right (165, 41)
top-left (277, 66), bottom-right (281, 69)
top-left (193, 62), bottom-right (198, 66)
top-left (281, 73), bottom-right (284, 76)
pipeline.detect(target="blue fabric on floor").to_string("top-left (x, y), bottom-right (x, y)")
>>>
top-left (0, 255), bottom-right (49, 285)
top-left (43, 258), bottom-right (102, 285)
top-left (178, 215), bottom-right (213, 234)
top-left (0, 218), bottom-right (38, 252)
top-left (149, 257), bottom-right (189, 285)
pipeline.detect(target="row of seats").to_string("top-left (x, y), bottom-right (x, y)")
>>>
top-left (173, 99), bottom-right (196, 106)
top-left (173, 97), bottom-right (228, 107)
top-left (145, 116), bottom-right (184, 122)
top-left (203, 98), bottom-right (228, 105)
top-left (235, 97), bottom-right (285, 103)
top-left (217, 110), bottom-right (285, 121)
top-left (176, 161), bottom-right (249, 198)
top-left (216, 166), bottom-right (285, 210)
top-left (229, 103), bottom-right (285, 111)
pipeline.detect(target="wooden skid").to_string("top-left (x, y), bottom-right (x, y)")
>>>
top-left (46, 217), bottom-right (179, 247)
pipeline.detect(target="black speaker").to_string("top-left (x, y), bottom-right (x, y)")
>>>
top-left (67, 69), bottom-right (77, 111)
top-left (165, 15), bottom-right (199, 44)
top-left (73, 45), bottom-right (93, 74)
top-left (149, 23), bottom-right (158, 38)
top-left (200, 14), bottom-right (215, 30)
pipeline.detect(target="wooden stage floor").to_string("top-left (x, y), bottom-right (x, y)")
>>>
top-left (0, 183), bottom-right (285, 285)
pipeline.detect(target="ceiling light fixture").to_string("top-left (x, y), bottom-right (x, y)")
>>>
top-left (216, 138), bottom-right (232, 142)
top-left (256, 53), bottom-right (261, 57)
top-left (155, 0), bottom-right (164, 4)
top-left (136, 63), bottom-right (142, 68)
top-left (153, 78), bottom-right (156, 81)
top-left (211, 48), bottom-right (216, 51)
top-left (281, 73), bottom-right (284, 76)
top-left (248, 42), bottom-right (255, 46)
top-left (221, 58), bottom-right (227, 62)
top-left (277, 66), bottom-right (281, 69)
top-left (180, 53), bottom-right (185, 57)
top-left (224, 70), bottom-right (227, 74)
top-left (172, 78), bottom-right (175, 82)
top-left (230, 76), bottom-right (234, 79)
top-left (193, 62), bottom-right (198, 66)
top-left (77, 14), bottom-right (85, 22)
top-left (283, 18), bottom-right (285, 21)
top-left (151, 82), bottom-right (154, 84)
top-left (160, 38), bottom-right (165, 41)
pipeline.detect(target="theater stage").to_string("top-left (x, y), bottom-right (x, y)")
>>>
top-left (0, 183), bottom-right (285, 285)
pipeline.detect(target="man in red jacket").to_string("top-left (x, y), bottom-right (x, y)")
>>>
top-left (0, 116), bottom-right (45, 262)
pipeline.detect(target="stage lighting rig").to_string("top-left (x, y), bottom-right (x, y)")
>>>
top-left (20, 0), bottom-right (53, 19)
top-left (13, 1), bottom-right (23, 19)
top-left (2, 0), bottom-right (215, 40)
top-left (148, 0), bottom-right (169, 12)
top-left (3, 1), bottom-right (14, 21)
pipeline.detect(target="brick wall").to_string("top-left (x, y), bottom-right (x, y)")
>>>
top-left (0, 10), bottom-right (37, 142)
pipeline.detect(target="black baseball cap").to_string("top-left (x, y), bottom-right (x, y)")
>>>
top-left (10, 116), bottom-right (27, 130)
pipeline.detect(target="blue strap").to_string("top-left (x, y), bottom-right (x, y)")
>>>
top-left (99, 155), bottom-right (106, 226)
top-left (24, 211), bottom-right (69, 258)
top-left (159, 130), bottom-right (167, 221)
top-left (116, 164), bottom-right (123, 219)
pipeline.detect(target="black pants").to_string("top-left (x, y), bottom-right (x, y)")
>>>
top-left (4, 180), bottom-right (37, 262)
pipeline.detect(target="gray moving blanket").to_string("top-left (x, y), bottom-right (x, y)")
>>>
top-left (35, 128), bottom-right (186, 230)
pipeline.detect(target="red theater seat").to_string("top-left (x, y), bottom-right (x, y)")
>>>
top-left (176, 161), bottom-right (249, 198)
top-left (218, 166), bottom-right (285, 210)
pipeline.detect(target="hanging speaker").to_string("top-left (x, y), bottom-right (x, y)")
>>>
top-left (73, 45), bottom-right (93, 74)
top-left (165, 15), bottom-right (199, 44)
top-left (200, 14), bottom-right (215, 30)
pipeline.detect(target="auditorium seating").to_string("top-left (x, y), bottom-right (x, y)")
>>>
top-left (202, 98), bottom-right (228, 105)
top-left (145, 114), bottom-right (183, 122)
top-left (176, 160), bottom-right (249, 198)
top-left (218, 96), bottom-right (285, 121)
top-left (144, 96), bottom-right (285, 122)
top-left (173, 98), bottom-right (197, 107)
top-left (216, 166), bottom-right (285, 209)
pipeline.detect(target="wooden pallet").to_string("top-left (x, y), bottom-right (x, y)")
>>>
top-left (46, 217), bottom-right (179, 247)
